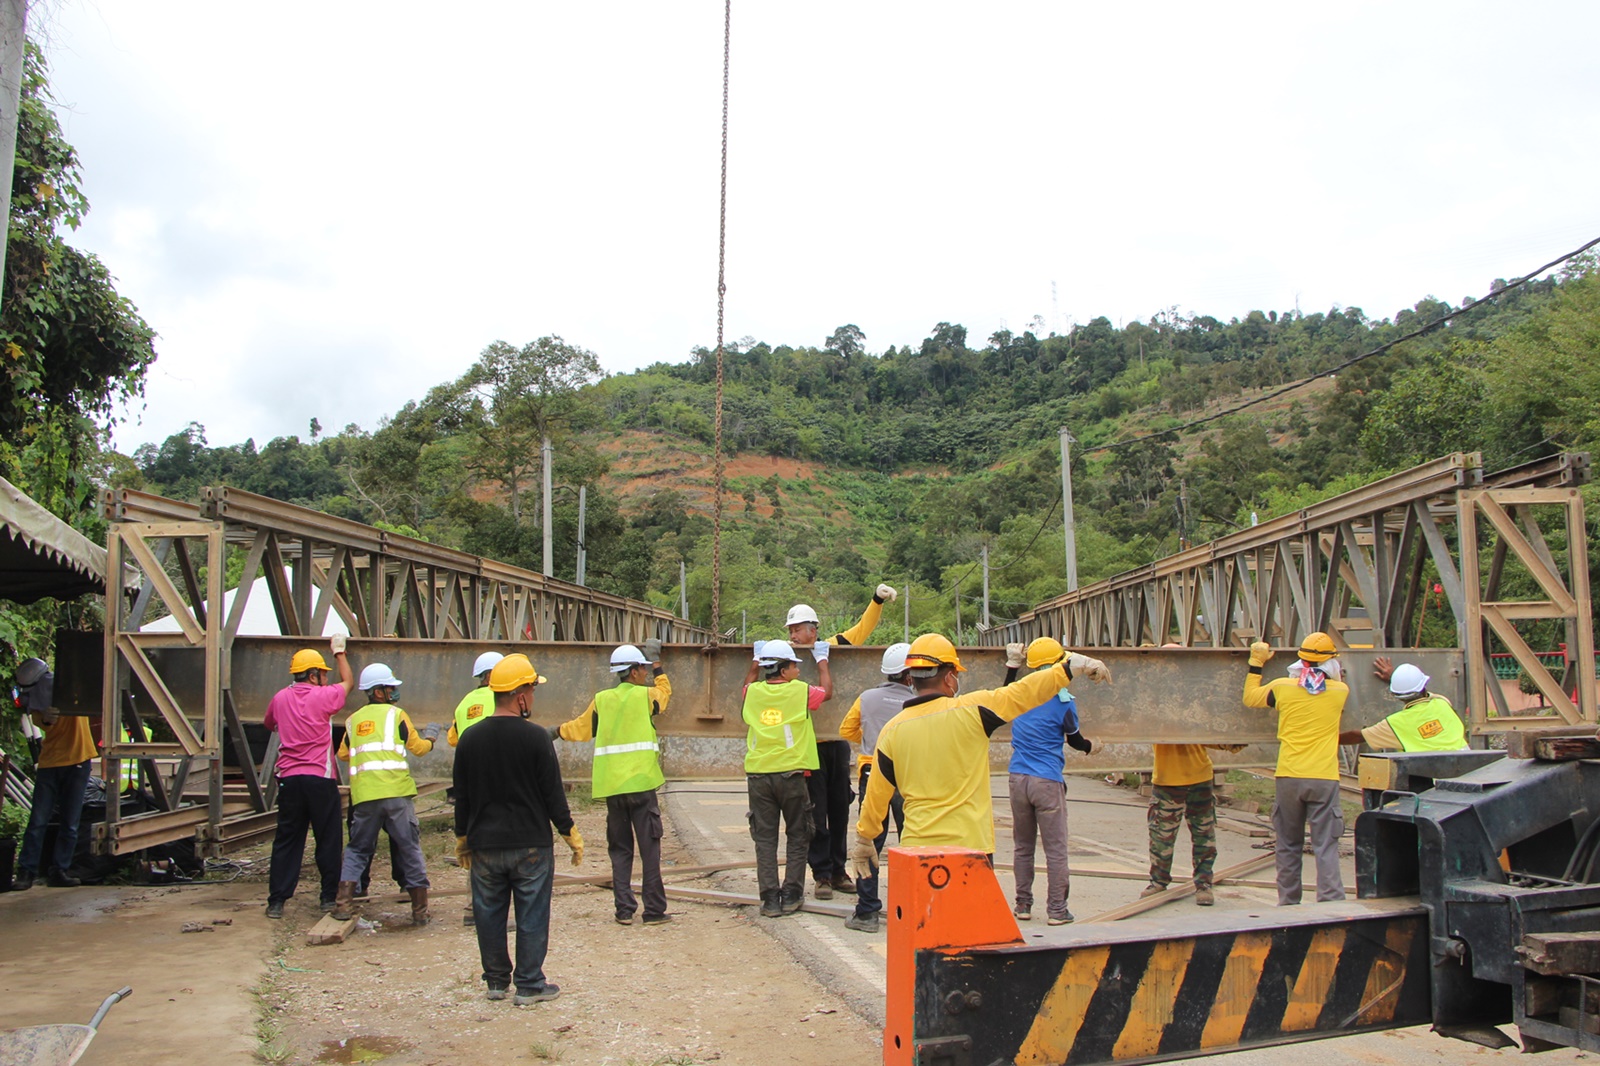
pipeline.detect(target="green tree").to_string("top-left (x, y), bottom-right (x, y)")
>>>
top-left (825, 323), bottom-right (865, 361)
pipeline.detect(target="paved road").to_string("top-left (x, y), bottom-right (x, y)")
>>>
top-left (660, 773), bottom-right (1589, 1065)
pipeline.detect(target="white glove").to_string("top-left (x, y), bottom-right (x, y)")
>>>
top-left (421, 722), bottom-right (443, 742)
top-left (875, 583), bottom-right (898, 604)
top-left (329, 634), bottom-right (347, 655)
top-left (752, 640), bottom-right (767, 662)
top-left (1067, 652), bottom-right (1110, 683)
top-left (1004, 642), bottom-right (1026, 669)
top-left (812, 642), bottom-right (830, 663)
top-left (848, 835), bottom-right (879, 881)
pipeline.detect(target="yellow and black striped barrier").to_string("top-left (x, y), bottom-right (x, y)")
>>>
top-left (886, 848), bottom-right (1432, 1066)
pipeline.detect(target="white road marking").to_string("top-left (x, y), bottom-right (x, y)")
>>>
top-left (798, 914), bottom-right (885, 986)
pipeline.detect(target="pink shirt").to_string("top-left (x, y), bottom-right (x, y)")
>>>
top-left (264, 682), bottom-right (347, 779)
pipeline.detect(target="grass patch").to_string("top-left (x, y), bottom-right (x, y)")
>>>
top-left (1223, 769), bottom-right (1275, 814)
top-left (529, 1042), bottom-right (564, 1062)
top-left (250, 923), bottom-right (294, 1063)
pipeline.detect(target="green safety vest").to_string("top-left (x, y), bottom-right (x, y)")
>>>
top-left (1385, 694), bottom-right (1467, 752)
top-left (453, 686), bottom-right (493, 741)
top-left (741, 679), bottom-right (818, 774)
top-left (591, 684), bottom-right (665, 798)
top-left (119, 724), bottom-right (150, 793)
top-left (345, 704), bottom-right (418, 804)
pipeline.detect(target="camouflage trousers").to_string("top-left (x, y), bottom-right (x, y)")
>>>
top-left (1147, 782), bottom-right (1218, 888)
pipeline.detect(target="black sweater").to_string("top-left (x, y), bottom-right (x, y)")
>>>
top-left (453, 715), bottom-right (574, 848)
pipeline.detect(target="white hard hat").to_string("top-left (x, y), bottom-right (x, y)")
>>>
top-left (786, 604), bottom-right (820, 627)
top-left (359, 663), bottom-right (402, 690)
top-left (472, 651), bottom-right (505, 678)
top-left (758, 639), bottom-right (802, 666)
top-left (1389, 663), bottom-right (1430, 696)
top-left (880, 642), bottom-right (911, 675)
top-left (15, 657), bottom-right (48, 687)
top-left (610, 644), bottom-right (650, 673)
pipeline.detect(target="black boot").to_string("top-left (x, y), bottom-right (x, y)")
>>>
top-left (760, 890), bottom-right (783, 918)
top-left (780, 883), bottom-right (803, 914)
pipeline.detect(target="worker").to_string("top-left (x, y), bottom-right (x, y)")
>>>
top-left (1000, 638), bottom-right (1103, 925)
top-left (263, 637), bottom-right (354, 919)
top-left (850, 634), bottom-right (1109, 889)
top-left (14, 657), bottom-right (93, 889)
top-left (782, 582), bottom-right (898, 901)
top-left (1141, 742), bottom-right (1244, 906)
top-left (554, 639), bottom-right (672, 926)
top-left (838, 642), bottom-right (912, 933)
top-left (331, 663), bottom-right (442, 926)
top-left (454, 653), bottom-right (582, 1005)
top-left (741, 638), bottom-right (831, 917)
top-left (1337, 657), bottom-right (1467, 751)
top-left (448, 650), bottom-right (502, 926)
top-left (447, 651), bottom-right (503, 747)
top-left (1244, 633), bottom-right (1348, 905)
top-left (106, 719), bottom-right (151, 796)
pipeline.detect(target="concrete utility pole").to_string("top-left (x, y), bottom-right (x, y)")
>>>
top-left (981, 544), bottom-right (991, 629)
top-left (1059, 427), bottom-right (1079, 592)
top-left (903, 585), bottom-right (910, 643)
top-left (575, 485), bottom-right (587, 586)
top-left (541, 435), bottom-right (553, 577)
top-left (0, 1), bottom-right (26, 292)
top-left (679, 560), bottom-right (689, 620)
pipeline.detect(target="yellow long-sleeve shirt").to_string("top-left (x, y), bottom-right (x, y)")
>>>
top-left (1243, 671), bottom-right (1347, 780)
top-left (556, 673), bottom-right (672, 741)
top-left (828, 596), bottom-right (885, 648)
top-left (857, 663), bottom-right (1071, 855)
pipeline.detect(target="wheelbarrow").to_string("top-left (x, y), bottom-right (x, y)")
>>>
top-left (0, 987), bottom-right (133, 1066)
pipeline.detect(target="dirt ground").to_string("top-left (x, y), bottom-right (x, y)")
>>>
top-left (0, 794), bottom-right (880, 1066)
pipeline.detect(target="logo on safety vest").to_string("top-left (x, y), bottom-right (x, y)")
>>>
top-left (1418, 719), bottom-right (1443, 738)
top-left (466, 705), bottom-right (484, 720)
top-left (355, 720), bottom-right (377, 737)
top-left (760, 707), bottom-right (783, 727)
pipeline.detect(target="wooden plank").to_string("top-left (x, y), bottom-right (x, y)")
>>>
top-left (1083, 853), bottom-right (1276, 922)
top-left (306, 913), bottom-right (359, 946)
top-left (1519, 931), bottom-right (1600, 976)
top-left (1534, 736), bottom-right (1600, 762)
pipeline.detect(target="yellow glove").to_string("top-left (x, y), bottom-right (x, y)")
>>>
top-left (848, 834), bottom-right (879, 881)
top-left (562, 828), bottom-right (584, 866)
top-left (455, 835), bottom-right (473, 872)
top-left (1248, 642), bottom-right (1273, 667)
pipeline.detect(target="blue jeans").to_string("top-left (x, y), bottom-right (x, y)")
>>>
top-left (854, 765), bottom-right (904, 919)
top-left (18, 758), bottom-right (92, 876)
top-left (470, 846), bottom-right (554, 994)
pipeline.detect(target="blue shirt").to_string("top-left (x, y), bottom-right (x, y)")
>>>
top-left (1008, 691), bottom-right (1080, 782)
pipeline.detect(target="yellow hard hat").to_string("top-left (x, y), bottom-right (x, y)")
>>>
top-left (1026, 637), bottom-right (1066, 670)
top-left (489, 652), bottom-right (547, 692)
top-left (1298, 632), bottom-right (1338, 663)
top-left (904, 633), bottom-right (966, 673)
top-left (290, 649), bottom-right (330, 674)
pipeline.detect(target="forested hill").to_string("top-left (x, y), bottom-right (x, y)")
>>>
top-left (127, 261), bottom-right (1600, 640)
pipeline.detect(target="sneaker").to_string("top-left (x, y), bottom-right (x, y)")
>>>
top-left (615, 913), bottom-right (634, 926)
top-left (760, 891), bottom-right (783, 918)
top-left (265, 900), bottom-right (285, 919)
top-left (830, 873), bottom-right (855, 893)
top-left (642, 913), bottom-right (673, 926)
top-left (1140, 883), bottom-right (1167, 898)
top-left (844, 912), bottom-right (880, 933)
top-left (1014, 905), bottom-right (1032, 921)
top-left (780, 884), bottom-right (803, 914)
top-left (486, 987), bottom-right (508, 1002)
top-left (46, 869), bottom-right (81, 888)
top-left (813, 880), bottom-right (833, 900)
top-left (1047, 910), bottom-right (1076, 926)
top-left (1195, 885), bottom-right (1215, 907)
top-left (514, 984), bottom-right (561, 1005)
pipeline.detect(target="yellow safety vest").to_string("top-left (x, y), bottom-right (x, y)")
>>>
top-left (345, 704), bottom-right (417, 804)
top-left (1385, 695), bottom-right (1467, 752)
top-left (741, 680), bottom-right (818, 774)
top-left (119, 724), bottom-right (150, 793)
top-left (453, 686), bottom-right (493, 742)
top-left (591, 684), bottom-right (665, 798)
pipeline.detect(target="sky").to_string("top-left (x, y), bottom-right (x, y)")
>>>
top-left (29, 1), bottom-right (1600, 453)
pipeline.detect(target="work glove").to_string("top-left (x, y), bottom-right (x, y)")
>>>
top-left (329, 634), bottom-right (347, 655)
top-left (812, 642), bottom-right (830, 663)
top-left (561, 828), bottom-right (584, 867)
top-left (1066, 653), bottom-right (1111, 683)
top-left (1004, 643), bottom-right (1026, 669)
top-left (848, 834), bottom-right (880, 881)
top-left (643, 638), bottom-right (663, 663)
top-left (874, 583), bottom-right (898, 604)
top-left (1248, 642), bottom-right (1273, 667)
top-left (1066, 732), bottom-right (1099, 755)
top-left (1214, 743), bottom-right (1247, 753)
top-left (455, 835), bottom-right (473, 872)
top-left (752, 640), bottom-right (768, 662)
top-left (421, 722), bottom-right (443, 742)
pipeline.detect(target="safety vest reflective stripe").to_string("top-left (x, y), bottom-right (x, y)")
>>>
top-left (345, 705), bottom-right (418, 803)
top-left (351, 741), bottom-right (405, 755)
top-left (591, 685), bottom-right (665, 798)
top-left (350, 759), bottom-right (409, 774)
top-left (594, 740), bottom-right (660, 757)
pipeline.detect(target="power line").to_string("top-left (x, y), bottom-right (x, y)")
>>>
top-left (1085, 235), bottom-right (1599, 455)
